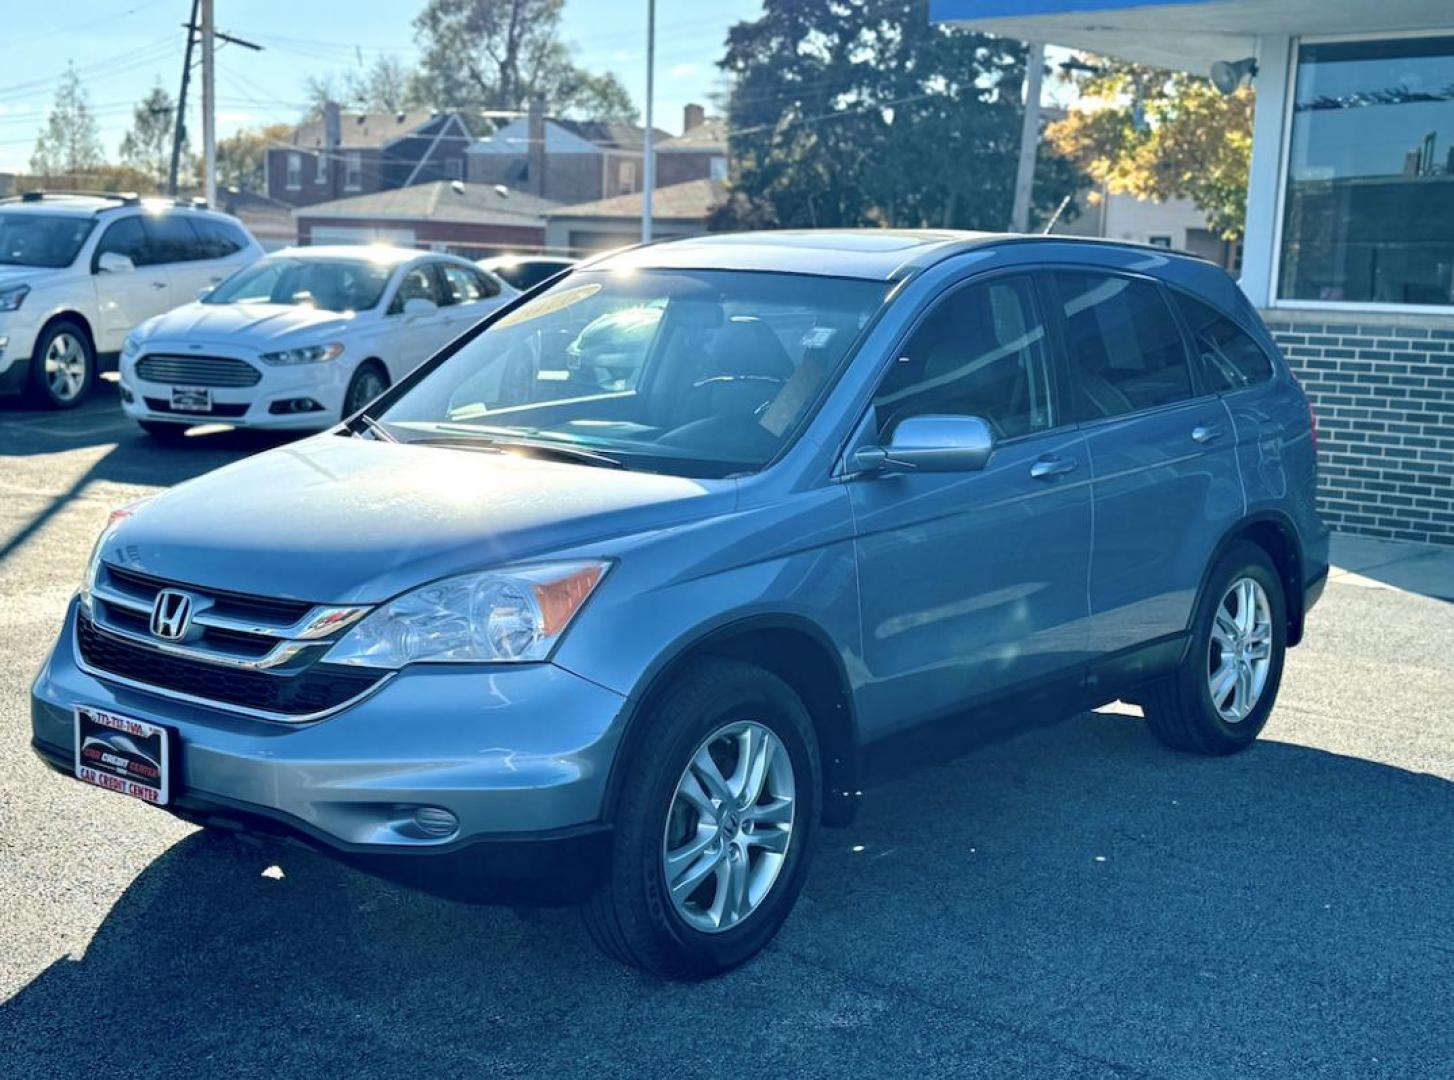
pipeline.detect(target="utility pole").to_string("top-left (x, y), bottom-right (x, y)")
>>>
top-left (1010, 41), bottom-right (1045, 234)
top-left (641, 0), bottom-right (655, 242)
top-left (201, 0), bottom-right (216, 205)
top-left (168, 0), bottom-right (200, 196)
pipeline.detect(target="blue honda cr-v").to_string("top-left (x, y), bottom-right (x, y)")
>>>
top-left (32, 230), bottom-right (1327, 977)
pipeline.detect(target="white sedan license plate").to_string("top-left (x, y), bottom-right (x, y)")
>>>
top-left (170, 385), bottom-right (212, 413)
top-left (74, 706), bottom-right (171, 806)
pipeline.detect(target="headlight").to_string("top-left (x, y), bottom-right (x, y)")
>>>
top-left (0, 284), bottom-right (29, 312)
top-left (121, 332), bottom-right (141, 359)
top-left (79, 497), bottom-right (155, 610)
top-left (324, 560), bottom-right (609, 668)
top-left (259, 341), bottom-right (344, 366)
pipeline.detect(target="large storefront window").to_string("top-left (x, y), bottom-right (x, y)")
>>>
top-left (1278, 36), bottom-right (1454, 307)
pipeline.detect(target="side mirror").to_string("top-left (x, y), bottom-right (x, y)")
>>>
top-left (402, 297), bottom-right (437, 319)
top-left (96, 251), bottom-right (135, 274)
top-left (851, 414), bottom-right (995, 475)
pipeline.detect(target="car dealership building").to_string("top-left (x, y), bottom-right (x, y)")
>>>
top-left (933, 0), bottom-right (1454, 545)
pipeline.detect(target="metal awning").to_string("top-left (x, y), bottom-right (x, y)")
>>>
top-left (930, 0), bottom-right (1454, 73)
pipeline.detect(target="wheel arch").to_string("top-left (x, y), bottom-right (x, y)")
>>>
top-left (603, 614), bottom-right (862, 829)
top-left (35, 311), bottom-right (97, 357)
top-left (1203, 511), bottom-right (1308, 646)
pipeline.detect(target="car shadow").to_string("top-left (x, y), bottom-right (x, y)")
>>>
top-left (0, 383), bottom-right (300, 568)
top-left (5, 711), bottom-right (1452, 1077)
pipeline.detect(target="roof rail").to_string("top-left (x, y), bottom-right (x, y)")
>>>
top-left (0, 189), bottom-right (143, 209)
top-left (174, 196), bottom-right (209, 209)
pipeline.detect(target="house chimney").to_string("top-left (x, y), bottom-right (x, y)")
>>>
top-left (527, 94), bottom-right (547, 197)
top-left (683, 103), bottom-right (705, 133)
top-left (324, 101), bottom-right (342, 149)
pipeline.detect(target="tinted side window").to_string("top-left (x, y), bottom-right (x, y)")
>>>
top-left (873, 275), bottom-right (1055, 440)
top-left (1171, 292), bottom-right (1274, 391)
top-left (94, 216), bottom-right (150, 267)
top-left (143, 213), bottom-right (204, 263)
top-left (1053, 272), bottom-right (1193, 419)
top-left (390, 265), bottom-right (441, 313)
top-left (190, 217), bottom-right (246, 259)
top-left (439, 264), bottom-right (499, 305)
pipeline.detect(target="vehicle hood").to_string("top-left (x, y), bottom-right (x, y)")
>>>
top-left (136, 301), bottom-right (357, 348)
top-left (0, 265), bottom-right (62, 291)
top-left (101, 435), bottom-right (733, 604)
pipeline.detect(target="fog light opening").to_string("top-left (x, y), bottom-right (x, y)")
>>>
top-left (268, 397), bottom-right (325, 415)
top-left (411, 806), bottom-right (459, 839)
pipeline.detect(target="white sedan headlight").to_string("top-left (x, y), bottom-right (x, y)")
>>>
top-left (121, 332), bottom-right (141, 359)
top-left (324, 560), bottom-right (609, 668)
top-left (0, 284), bottom-right (29, 312)
top-left (259, 341), bottom-right (344, 366)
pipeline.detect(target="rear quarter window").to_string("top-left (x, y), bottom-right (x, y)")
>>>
top-left (1170, 291), bottom-right (1274, 391)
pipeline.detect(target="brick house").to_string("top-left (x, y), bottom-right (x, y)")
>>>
top-left (466, 98), bottom-right (679, 206)
top-left (267, 107), bottom-right (474, 209)
top-left (934, 0), bottom-right (1454, 546)
top-left (293, 180), bottom-right (558, 257)
top-left (654, 105), bottom-right (729, 188)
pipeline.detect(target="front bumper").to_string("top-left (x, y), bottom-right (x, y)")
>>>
top-left (119, 347), bottom-right (356, 430)
top-left (32, 598), bottom-right (627, 900)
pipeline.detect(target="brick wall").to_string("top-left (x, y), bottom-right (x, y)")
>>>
top-left (1263, 310), bottom-right (1454, 547)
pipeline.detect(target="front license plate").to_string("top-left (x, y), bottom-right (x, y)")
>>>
top-left (170, 385), bottom-right (212, 413)
top-left (74, 706), bottom-right (170, 806)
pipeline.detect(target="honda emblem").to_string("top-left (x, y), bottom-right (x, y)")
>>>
top-left (149, 589), bottom-right (194, 641)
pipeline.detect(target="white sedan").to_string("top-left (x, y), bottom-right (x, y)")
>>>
top-left (118, 245), bottom-right (517, 438)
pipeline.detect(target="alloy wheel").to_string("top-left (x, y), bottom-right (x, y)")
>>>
top-left (346, 369), bottom-right (386, 415)
top-left (661, 720), bottom-right (796, 934)
top-left (1207, 576), bottom-right (1273, 723)
top-left (44, 332), bottom-right (88, 402)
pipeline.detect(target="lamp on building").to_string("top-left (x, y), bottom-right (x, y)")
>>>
top-left (1210, 57), bottom-right (1258, 95)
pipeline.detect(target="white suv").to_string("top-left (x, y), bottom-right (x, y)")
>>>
top-left (0, 192), bottom-right (263, 408)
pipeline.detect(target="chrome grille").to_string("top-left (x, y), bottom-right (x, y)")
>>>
top-left (83, 563), bottom-right (375, 720)
top-left (135, 354), bottom-right (262, 387)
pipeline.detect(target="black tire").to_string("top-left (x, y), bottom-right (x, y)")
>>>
top-left (138, 420), bottom-right (191, 443)
top-left (24, 319), bottom-right (94, 409)
top-left (342, 361), bottom-right (389, 421)
top-left (583, 659), bottom-right (821, 979)
top-left (1143, 541), bottom-right (1287, 755)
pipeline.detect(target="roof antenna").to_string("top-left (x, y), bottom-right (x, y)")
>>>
top-left (1041, 194), bottom-right (1072, 235)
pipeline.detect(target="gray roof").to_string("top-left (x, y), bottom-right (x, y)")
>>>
top-left (283, 111), bottom-right (465, 151)
top-left (657, 117), bottom-right (728, 153)
top-left (548, 178), bottom-right (726, 221)
top-left (293, 181), bottom-right (560, 226)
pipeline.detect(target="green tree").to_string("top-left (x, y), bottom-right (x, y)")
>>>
top-left (31, 62), bottom-right (105, 177)
top-left (1045, 59), bottom-right (1252, 239)
top-left (412, 0), bottom-right (637, 122)
top-left (711, 0), bottom-right (1084, 233)
top-left (119, 81), bottom-right (179, 185)
top-left (214, 123), bottom-right (294, 193)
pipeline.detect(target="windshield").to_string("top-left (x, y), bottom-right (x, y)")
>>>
top-left (0, 212), bottom-right (95, 268)
top-left (378, 268), bottom-right (888, 478)
top-left (205, 256), bottom-right (392, 313)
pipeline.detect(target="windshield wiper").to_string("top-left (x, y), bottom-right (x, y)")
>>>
top-left (349, 411), bottom-right (396, 443)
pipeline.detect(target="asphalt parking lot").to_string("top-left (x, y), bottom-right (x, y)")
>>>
top-left (2, 388), bottom-right (1453, 1078)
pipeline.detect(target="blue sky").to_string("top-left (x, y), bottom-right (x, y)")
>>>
top-left (0, 0), bottom-right (763, 173)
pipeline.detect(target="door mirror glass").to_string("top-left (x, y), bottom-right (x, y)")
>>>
top-left (96, 251), bottom-right (135, 274)
top-left (403, 296), bottom-right (438, 318)
top-left (854, 414), bottom-right (996, 475)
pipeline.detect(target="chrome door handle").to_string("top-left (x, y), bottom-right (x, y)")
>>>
top-left (1029, 455), bottom-right (1077, 480)
top-left (1191, 423), bottom-right (1226, 444)
top-left (150, 281), bottom-right (168, 290)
